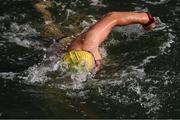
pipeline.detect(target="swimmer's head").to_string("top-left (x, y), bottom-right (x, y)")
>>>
top-left (63, 50), bottom-right (95, 72)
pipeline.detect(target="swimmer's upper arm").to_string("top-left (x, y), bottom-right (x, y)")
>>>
top-left (82, 12), bottom-right (152, 47)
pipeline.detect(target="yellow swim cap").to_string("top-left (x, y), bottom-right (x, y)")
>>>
top-left (63, 50), bottom-right (95, 72)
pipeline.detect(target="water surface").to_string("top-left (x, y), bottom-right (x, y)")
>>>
top-left (0, 0), bottom-right (180, 118)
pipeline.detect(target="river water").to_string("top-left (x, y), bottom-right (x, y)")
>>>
top-left (0, 0), bottom-right (180, 118)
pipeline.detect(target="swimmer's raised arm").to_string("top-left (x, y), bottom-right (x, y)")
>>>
top-left (82, 12), bottom-right (155, 46)
top-left (69, 12), bottom-right (155, 57)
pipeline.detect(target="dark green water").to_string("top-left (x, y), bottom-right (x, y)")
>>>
top-left (0, 0), bottom-right (180, 119)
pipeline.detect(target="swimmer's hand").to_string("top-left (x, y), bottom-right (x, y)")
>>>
top-left (143, 22), bottom-right (156, 31)
top-left (143, 13), bottom-right (156, 31)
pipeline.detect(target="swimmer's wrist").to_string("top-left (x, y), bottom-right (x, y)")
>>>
top-left (143, 12), bottom-right (155, 27)
top-left (143, 12), bottom-right (156, 30)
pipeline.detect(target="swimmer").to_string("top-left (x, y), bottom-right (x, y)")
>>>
top-left (34, 2), bottom-right (156, 73)
top-left (33, 4), bottom-right (156, 117)
top-left (64, 12), bottom-right (156, 73)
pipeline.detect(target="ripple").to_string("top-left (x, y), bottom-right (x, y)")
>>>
top-left (89, 0), bottom-right (107, 7)
top-left (142, 0), bottom-right (171, 5)
top-left (0, 72), bottom-right (18, 80)
top-left (1, 22), bottom-right (48, 51)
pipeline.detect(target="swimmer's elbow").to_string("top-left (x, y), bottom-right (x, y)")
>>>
top-left (103, 12), bottom-right (119, 19)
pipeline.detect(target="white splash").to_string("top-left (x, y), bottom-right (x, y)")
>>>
top-left (90, 0), bottom-right (107, 7)
top-left (1, 22), bottom-right (45, 50)
top-left (159, 32), bottom-right (175, 54)
top-left (143, 0), bottom-right (171, 5)
top-left (0, 72), bottom-right (18, 80)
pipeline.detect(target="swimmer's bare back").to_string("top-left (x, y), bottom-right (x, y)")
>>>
top-left (68, 12), bottom-right (156, 71)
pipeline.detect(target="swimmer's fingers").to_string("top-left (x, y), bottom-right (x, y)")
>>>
top-left (143, 21), bottom-right (156, 31)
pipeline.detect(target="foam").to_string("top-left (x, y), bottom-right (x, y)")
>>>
top-left (85, 65), bottom-right (162, 114)
top-left (90, 0), bottom-right (107, 7)
top-left (159, 32), bottom-right (175, 54)
top-left (143, 0), bottom-right (171, 5)
top-left (0, 72), bottom-right (18, 80)
top-left (1, 22), bottom-right (45, 50)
